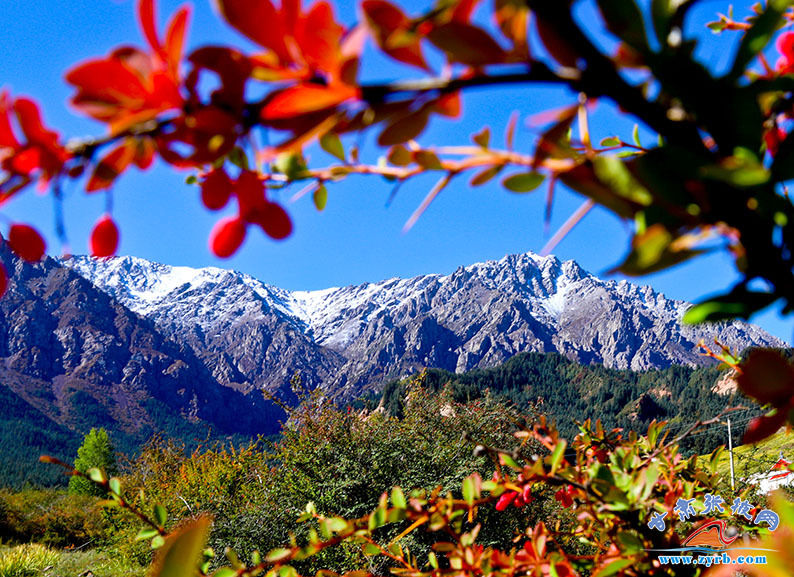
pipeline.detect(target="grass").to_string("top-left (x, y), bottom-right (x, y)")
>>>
top-left (0, 544), bottom-right (146, 577)
top-left (700, 429), bottom-right (794, 493)
top-left (0, 544), bottom-right (60, 577)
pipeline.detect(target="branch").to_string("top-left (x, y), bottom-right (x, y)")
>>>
top-left (359, 64), bottom-right (565, 103)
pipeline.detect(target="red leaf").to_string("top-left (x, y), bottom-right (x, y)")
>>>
top-left (216, 0), bottom-right (290, 63)
top-left (89, 215), bottom-right (120, 257)
top-left (737, 349), bottom-right (794, 405)
top-left (87, 143), bottom-right (135, 192)
top-left (201, 168), bottom-right (233, 210)
top-left (451, 0), bottom-right (481, 22)
top-left (251, 202), bottom-right (293, 240)
top-left (9, 148), bottom-right (42, 175)
top-left (495, 491), bottom-right (517, 511)
top-left (13, 98), bottom-right (59, 147)
top-left (260, 84), bottom-right (355, 122)
top-left (427, 22), bottom-right (507, 66)
top-left (0, 263), bottom-right (7, 297)
top-left (432, 92), bottom-right (461, 118)
top-left (8, 224), bottom-right (46, 262)
top-left (66, 59), bottom-right (149, 111)
top-left (282, 0), bottom-right (301, 35)
top-left (164, 6), bottom-right (191, 74)
top-left (139, 0), bottom-right (163, 56)
top-left (134, 138), bottom-right (156, 170)
top-left (743, 412), bottom-right (787, 445)
top-left (494, 0), bottom-right (529, 59)
top-left (0, 92), bottom-right (21, 150)
top-left (361, 0), bottom-right (429, 70)
top-left (209, 216), bottom-right (247, 258)
top-left (188, 46), bottom-right (251, 108)
top-left (296, 1), bottom-right (345, 74)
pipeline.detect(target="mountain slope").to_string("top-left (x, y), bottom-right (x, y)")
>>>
top-left (0, 248), bottom-right (283, 466)
top-left (66, 252), bottom-right (784, 398)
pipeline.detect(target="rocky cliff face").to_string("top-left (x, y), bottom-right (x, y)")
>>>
top-left (65, 251), bottom-right (785, 400)
top-left (0, 247), bottom-right (283, 445)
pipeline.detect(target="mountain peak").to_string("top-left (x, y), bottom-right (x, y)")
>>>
top-left (61, 252), bottom-right (785, 398)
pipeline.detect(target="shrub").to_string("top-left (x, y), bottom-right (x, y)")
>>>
top-left (0, 489), bottom-right (111, 548)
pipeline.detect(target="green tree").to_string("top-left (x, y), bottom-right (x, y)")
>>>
top-left (68, 428), bottom-right (117, 497)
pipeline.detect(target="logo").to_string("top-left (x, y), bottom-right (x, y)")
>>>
top-left (644, 493), bottom-right (779, 567)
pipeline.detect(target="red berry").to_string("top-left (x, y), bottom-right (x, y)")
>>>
top-left (8, 224), bottom-right (46, 262)
top-left (495, 491), bottom-right (517, 511)
top-left (251, 202), bottom-right (293, 240)
top-left (200, 168), bottom-right (233, 210)
top-left (89, 215), bottom-right (119, 257)
top-left (235, 170), bottom-right (266, 220)
top-left (209, 216), bottom-right (247, 258)
top-left (513, 494), bottom-right (525, 508)
top-left (522, 484), bottom-right (532, 503)
top-left (0, 264), bottom-right (7, 297)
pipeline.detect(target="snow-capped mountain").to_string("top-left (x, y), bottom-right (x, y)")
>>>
top-left (64, 251), bottom-right (785, 399)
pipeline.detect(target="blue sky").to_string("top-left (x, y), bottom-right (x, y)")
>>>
top-left (2, 0), bottom-right (791, 344)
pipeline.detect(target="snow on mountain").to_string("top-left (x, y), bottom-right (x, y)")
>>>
top-left (63, 252), bottom-right (787, 398)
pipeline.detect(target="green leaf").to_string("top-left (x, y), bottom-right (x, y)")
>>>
top-left (313, 184), bottom-right (328, 212)
top-left (87, 468), bottom-right (106, 483)
top-left (428, 552), bottom-right (439, 569)
top-left (151, 535), bottom-right (166, 550)
top-left (414, 150), bottom-right (443, 170)
top-left (499, 453), bottom-right (520, 469)
top-left (266, 548), bottom-right (293, 563)
top-left (683, 288), bottom-right (778, 323)
top-left (615, 224), bottom-right (703, 276)
top-left (185, 175), bottom-right (198, 185)
top-left (599, 137), bottom-right (621, 147)
top-left (596, 0), bottom-right (649, 51)
top-left (472, 127), bottom-right (490, 148)
top-left (362, 543), bottom-right (381, 556)
top-left (212, 568), bottom-right (237, 577)
top-left (730, 0), bottom-right (789, 79)
top-left (469, 165), bottom-right (503, 187)
top-left (616, 531), bottom-right (644, 554)
top-left (136, 528), bottom-right (160, 541)
top-left (701, 148), bottom-right (769, 187)
top-left (391, 487), bottom-right (407, 509)
top-left (632, 124), bottom-right (641, 148)
top-left (387, 145), bottom-right (413, 167)
top-left (368, 507), bottom-right (387, 531)
top-left (274, 152), bottom-right (307, 180)
top-left (327, 517), bottom-right (348, 533)
top-left (154, 504), bottom-right (168, 528)
top-left (227, 147), bottom-right (249, 170)
top-left (549, 440), bottom-right (567, 474)
top-left (462, 476), bottom-right (476, 506)
top-left (592, 155), bottom-right (652, 206)
top-left (592, 557), bottom-right (634, 577)
top-left (320, 133), bottom-right (345, 162)
top-left (108, 477), bottom-right (121, 495)
top-left (502, 172), bottom-right (545, 193)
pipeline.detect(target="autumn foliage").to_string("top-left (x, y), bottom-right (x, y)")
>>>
top-left (6, 0), bottom-right (794, 575)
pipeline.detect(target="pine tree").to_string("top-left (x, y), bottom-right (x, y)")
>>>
top-left (68, 428), bottom-right (117, 496)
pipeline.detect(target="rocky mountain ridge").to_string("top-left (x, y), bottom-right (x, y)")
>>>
top-left (65, 251), bottom-right (784, 399)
